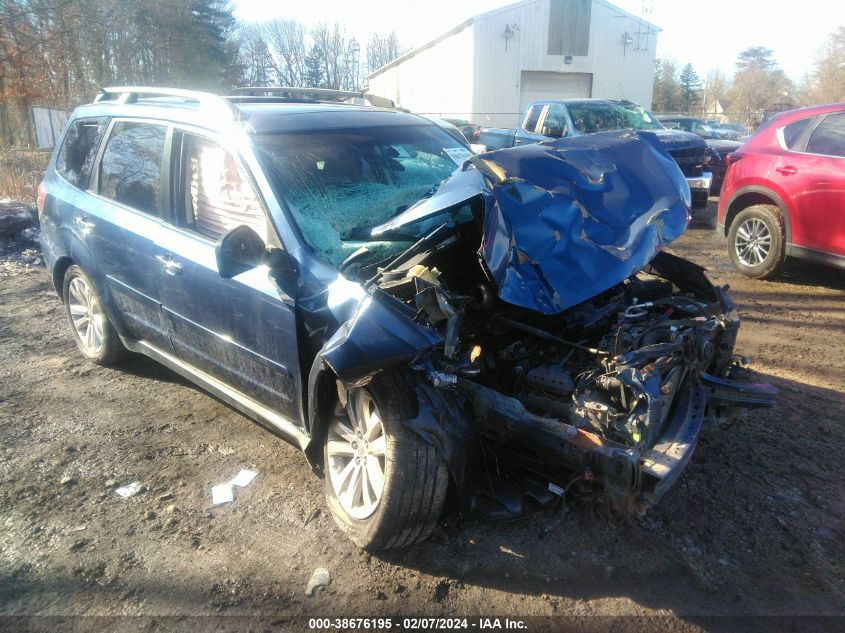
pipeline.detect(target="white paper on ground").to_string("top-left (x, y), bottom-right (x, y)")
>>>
top-left (211, 483), bottom-right (234, 505)
top-left (230, 469), bottom-right (257, 488)
top-left (115, 482), bottom-right (142, 498)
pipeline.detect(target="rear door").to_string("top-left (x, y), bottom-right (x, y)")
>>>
top-left (776, 112), bottom-right (845, 255)
top-left (155, 129), bottom-right (303, 424)
top-left (85, 119), bottom-right (173, 350)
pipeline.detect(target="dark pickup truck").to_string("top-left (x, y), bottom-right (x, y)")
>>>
top-left (480, 99), bottom-right (713, 207)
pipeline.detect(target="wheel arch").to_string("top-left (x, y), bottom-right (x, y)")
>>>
top-left (52, 256), bottom-right (75, 297)
top-left (304, 358), bottom-right (470, 513)
top-left (724, 186), bottom-right (793, 244)
top-left (303, 360), bottom-right (341, 475)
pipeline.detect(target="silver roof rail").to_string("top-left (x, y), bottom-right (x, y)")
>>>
top-left (230, 86), bottom-right (396, 108)
top-left (94, 86), bottom-right (241, 121)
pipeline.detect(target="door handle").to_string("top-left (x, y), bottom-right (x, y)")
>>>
top-left (74, 216), bottom-right (95, 232)
top-left (155, 254), bottom-right (182, 275)
top-left (776, 166), bottom-right (797, 175)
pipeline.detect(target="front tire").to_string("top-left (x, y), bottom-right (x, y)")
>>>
top-left (727, 204), bottom-right (786, 279)
top-left (323, 373), bottom-right (449, 550)
top-left (62, 265), bottom-right (130, 365)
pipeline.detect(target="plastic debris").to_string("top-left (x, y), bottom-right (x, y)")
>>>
top-left (305, 568), bottom-right (331, 596)
top-left (211, 483), bottom-right (234, 506)
top-left (115, 482), bottom-right (142, 498)
top-left (230, 469), bottom-right (257, 488)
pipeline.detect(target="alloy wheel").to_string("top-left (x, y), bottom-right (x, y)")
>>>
top-left (326, 390), bottom-right (387, 520)
top-left (67, 276), bottom-right (105, 356)
top-left (734, 217), bottom-right (772, 267)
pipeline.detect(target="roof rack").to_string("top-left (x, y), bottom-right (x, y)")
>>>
top-left (230, 86), bottom-right (395, 109)
top-left (94, 86), bottom-right (241, 121)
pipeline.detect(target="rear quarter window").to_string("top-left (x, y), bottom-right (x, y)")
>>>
top-left (806, 112), bottom-right (845, 157)
top-left (781, 117), bottom-right (813, 149)
top-left (56, 117), bottom-right (109, 188)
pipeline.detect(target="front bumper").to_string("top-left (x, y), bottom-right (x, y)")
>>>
top-left (456, 369), bottom-right (777, 514)
top-left (686, 171), bottom-right (713, 193)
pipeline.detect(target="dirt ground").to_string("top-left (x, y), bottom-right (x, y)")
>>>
top-left (1, 203), bottom-right (843, 632)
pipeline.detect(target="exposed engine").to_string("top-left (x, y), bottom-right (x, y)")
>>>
top-left (372, 236), bottom-right (737, 450)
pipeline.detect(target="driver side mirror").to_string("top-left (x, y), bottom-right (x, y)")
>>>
top-left (215, 225), bottom-right (268, 279)
top-left (541, 124), bottom-right (564, 138)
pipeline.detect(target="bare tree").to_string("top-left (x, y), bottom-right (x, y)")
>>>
top-left (728, 47), bottom-right (793, 126)
top-left (237, 24), bottom-right (274, 87)
top-left (366, 31), bottom-right (404, 76)
top-left (311, 22), bottom-right (353, 90)
top-left (803, 26), bottom-right (845, 104)
top-left (264, 19), bottom-right (306, 86)
top-left (703, 69), bottom-right (731, 112)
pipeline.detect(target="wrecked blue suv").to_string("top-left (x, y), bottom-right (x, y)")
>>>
top-left (38, 87), bottom-right (775, 550)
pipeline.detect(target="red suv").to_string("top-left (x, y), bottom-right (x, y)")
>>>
top-left (717, 103), bottom-right (845, 278)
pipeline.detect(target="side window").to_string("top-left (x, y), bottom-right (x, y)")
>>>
top-left (806, 113), bottom-right (845, 157)
top-left (781, 117), bottom-right (813, 149)
top-left (523, 106), bottom-right (542, 134)
top-left (543, 106), bottom-right (569, 135)
top-left (178, 134), bottom-right (267, 242)
top-left (56, 117), bottom-right (109, 188)
top-left (99, 122), bottom-right (167, 216)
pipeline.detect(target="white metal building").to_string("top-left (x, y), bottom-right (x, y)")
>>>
top-left (367, 0), bottom-right (659, 128)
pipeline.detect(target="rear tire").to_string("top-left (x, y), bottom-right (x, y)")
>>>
top-left (323, 373), bottom-right (449, 550)
top-left (727, 204), bottom-right (786, 279)
top-left (62, 265), bottom-right (131, 366)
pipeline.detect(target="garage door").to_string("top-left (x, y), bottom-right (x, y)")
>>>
top-left (518, 71), bottom-right (593, 112)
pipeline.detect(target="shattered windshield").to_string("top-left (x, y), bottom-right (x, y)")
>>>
top-left (569, 102), bottom-right (664, 134)
top-left (252, 125), bottom-right (469, 266)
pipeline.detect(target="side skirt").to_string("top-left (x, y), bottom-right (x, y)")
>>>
top-left (122, 338), bottom-right (310, 451)
top-left (786, 243), bottom-right (845, 270)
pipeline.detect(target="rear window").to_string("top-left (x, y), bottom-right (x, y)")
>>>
top-left (99, 122), bottom-right (168, 216)
top-left (781, 117), bottom-right (812, 149)
top-left (806, 113), bottom-right (845, 157)
top-left (56, 117), bottom-right (109, 188)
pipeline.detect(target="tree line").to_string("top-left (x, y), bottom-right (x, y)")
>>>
top-left (652, 27), bottom-right (845, 126)
top-left (0, 0), bottom-right (406, 146)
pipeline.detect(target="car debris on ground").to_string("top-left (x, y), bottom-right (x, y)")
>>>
top-left (114, 482), bottom-right (142, 498)
top-left (211, 469), bottom-right (258, 505)
top-left (305, 568), bottom-right (331, 596)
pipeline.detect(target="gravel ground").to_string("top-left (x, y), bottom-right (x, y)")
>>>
top-left (1, 203), bottom-right (843, 632)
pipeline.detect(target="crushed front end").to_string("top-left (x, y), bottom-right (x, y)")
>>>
top-left (338, 130), bottom-right (776, 516)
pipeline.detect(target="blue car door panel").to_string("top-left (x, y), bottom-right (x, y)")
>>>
top-left (156, 130), bottom-right (303, 425)
top-left (85, 119), bottom-right (173, 351)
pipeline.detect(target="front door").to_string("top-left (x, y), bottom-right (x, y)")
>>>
top-left (156, 130), bottom-right (303, 425)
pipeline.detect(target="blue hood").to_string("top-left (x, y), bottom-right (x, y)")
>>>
top-left (374, 130), bottom-right (691, 315)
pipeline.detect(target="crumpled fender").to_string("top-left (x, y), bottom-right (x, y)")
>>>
top-left (319, 289), bottom-right (442, 383)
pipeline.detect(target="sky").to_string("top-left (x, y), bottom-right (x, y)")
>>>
top-left (233, 0), bottom-right (845, 81)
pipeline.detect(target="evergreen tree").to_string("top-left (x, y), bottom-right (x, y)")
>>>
top-left (652, 58), bottom-right (682, 113)
top-left (303, 47), bottom-right (323, 88)
top-left (679, 63), bottom-right (702, 112)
